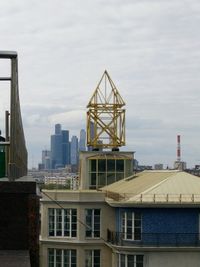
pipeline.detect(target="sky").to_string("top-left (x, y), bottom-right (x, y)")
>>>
top-left (0, 0), bottom-right (200, 169)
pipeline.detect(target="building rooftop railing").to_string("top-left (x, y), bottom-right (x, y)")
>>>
top-left (105, 191), bottom-right (200, 203)
top-left (107, 230), bottom-right (200, 247)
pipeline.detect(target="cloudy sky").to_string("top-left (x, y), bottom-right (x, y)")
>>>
top-left (0, 0), bottom-right (200, 169)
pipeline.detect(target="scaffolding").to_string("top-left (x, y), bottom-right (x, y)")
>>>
top-left (87, 70), bottom-right (125, 149)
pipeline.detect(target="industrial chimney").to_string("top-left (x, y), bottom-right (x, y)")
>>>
top-left (177, 135), bottom-right (181, 162)
top-left (174, 134), bottom-right (186, 170)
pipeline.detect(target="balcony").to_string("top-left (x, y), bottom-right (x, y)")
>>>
top-left (107, 230), bottom-right (200, 247)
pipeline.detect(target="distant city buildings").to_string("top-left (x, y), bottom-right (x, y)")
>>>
top-left (154, 163), bottom-right (163, 170)
top-left (174, 161), bottom-right (187, 171)
top-left (38, 124), bottom-right (86, 171)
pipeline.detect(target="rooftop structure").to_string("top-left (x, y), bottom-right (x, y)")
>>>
top-left (174, 135), bottom-right (186, 170)
top-left (87, 70), bottom-right (125, 149)
top-left (79, 150), bottom-right (134, 190)
top-left (0, 51), bottom-right (27, 180)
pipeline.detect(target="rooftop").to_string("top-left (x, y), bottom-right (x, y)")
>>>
top-left (0, 251), bottom-right (30, 267)
top-left (102, 170), bottom-right (200, 205)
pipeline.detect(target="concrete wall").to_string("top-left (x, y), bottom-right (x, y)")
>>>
top-left (146, 251), bottom-right (200, 267)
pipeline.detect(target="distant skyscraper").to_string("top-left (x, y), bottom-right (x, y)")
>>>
top-left (70, 136), bottom-right (78, 165)
top-left (62, 130), bottom-right (70, 166)
top-left (42, 150), bottom-right (51, 170)
top-left (55, 124), bottom-right (61, 135)
top-left (79, 129), bottom-right (86, 151)
top-left (51, 124), bottom-right (62, 169)
top-left (87, 121), bottom-right (94, 151)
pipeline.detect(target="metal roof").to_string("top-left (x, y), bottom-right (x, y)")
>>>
top-left (102, 170), bottom-right (200, 204)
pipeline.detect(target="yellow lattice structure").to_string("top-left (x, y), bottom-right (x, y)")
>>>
top-left (87, 70), bottom-right (126, 149)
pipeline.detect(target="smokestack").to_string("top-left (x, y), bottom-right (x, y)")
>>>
top-left (177, 135), bottom-right (181, 162)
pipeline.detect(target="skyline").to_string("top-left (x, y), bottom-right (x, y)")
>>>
top-left (38, 125), bottom-right (86, 169)
top-left (0, 1), bottom-right (200, 168)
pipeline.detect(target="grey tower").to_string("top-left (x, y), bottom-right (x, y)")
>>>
top-left (62, 130), bottom-right (70, 166)
top-left (70, 136), bottom-right (78, 165)
top-left (42, 150), bottom-right (51, 170)
top-left (79, 129), bottom-right (86, 151)
top-left (51, 124), bottom-right (62, 169)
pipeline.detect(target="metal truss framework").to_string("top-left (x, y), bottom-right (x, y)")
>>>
top-left (0, 51), bottom-right (27, 180)
top-left (87, 70), bottom-right (126, 149)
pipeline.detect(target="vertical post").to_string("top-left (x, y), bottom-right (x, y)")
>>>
top-left (9, 57), bottom-right (17, 180)
top-left (5, 110), bottom-right (10, 176)
top-left (177, 135), bottom-right (181, 162)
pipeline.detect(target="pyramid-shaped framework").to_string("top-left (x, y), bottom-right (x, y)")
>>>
top-left (87, 70), bottom-right (126, 149)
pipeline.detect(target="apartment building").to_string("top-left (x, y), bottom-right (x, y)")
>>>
top-left (40, 170), bottom-right (200, 267)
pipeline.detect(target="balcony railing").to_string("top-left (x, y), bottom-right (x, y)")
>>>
top-left (107, 230), bottom-right (200, 247)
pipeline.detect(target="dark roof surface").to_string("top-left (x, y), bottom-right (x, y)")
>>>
top-left (0, 250), bottom-right (30, 267)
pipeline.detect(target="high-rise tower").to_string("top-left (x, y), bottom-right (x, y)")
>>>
top-left (51, 124), bottom-right (62, 169)
top-left (79, 129), bottom-right (86, 151)
top-left (70, 136), bottom-right (78, 165)
top-left (62, 130), bottom-right (70, 166)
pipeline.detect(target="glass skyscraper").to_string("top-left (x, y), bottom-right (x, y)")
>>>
top-left (51, 124), bottom-right (70, 169)
top-left (70, 136), bottom-right (78, 165)
top-left (62, 130), bottom-right (70, 166)
top-left (79, 129), bottom-right (86, 151)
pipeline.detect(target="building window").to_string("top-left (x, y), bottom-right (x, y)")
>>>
top-left (119, 254), bottom-right (143, 267)
top-left (85, 209), bottom-right (100, 238)
top-left (122, 211), bottom-right (142, 240)
top-left (89, 158), bottom-right (132, 189)
top-left (48, 248), bottom-right (76, 267)
top-left (48, 208), bottom-right (77, 237)
top-left (85, 250), bottom-right (100, 267)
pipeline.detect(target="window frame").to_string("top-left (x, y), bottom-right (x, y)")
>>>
top-left (48, 208), bottom-right (77, 238)
top-left (48, 248), bottom-right (77, 267)
top-left (122, 211), bottom-right (142, 241)
top-left (85, 249), bottom-right (101, 267)
top-left (118, 254), bottom-right (144, 267)
top-left (85, 209), bottom-right (101, 238)
top-left (89, 158), bottom-right (129, 189)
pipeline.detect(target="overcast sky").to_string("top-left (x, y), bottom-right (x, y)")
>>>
top-left (0, 0), bottom-right (200, 169)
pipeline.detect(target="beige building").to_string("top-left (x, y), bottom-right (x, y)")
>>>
top-left (40, 190), bottom-right (115, 267)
